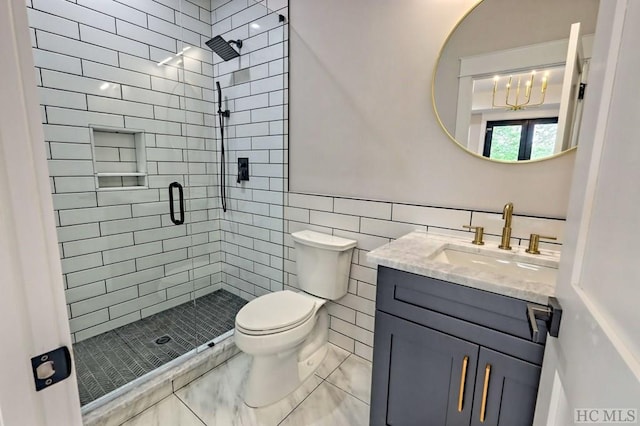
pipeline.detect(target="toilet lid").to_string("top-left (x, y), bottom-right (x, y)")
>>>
top-left (235, 290), bottom-right (316, 333)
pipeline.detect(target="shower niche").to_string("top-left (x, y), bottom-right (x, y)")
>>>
top-left (90, 126), bottom-right (148, 190)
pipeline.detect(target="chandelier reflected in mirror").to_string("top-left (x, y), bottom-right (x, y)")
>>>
top-left (492, 71), bottom-right (549, 111)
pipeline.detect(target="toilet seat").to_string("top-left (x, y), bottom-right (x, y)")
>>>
top-left (235, 290), bottom-right (317, 336)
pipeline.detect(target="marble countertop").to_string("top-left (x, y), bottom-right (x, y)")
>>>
top-left (367, 231), bottom-right (560, 304)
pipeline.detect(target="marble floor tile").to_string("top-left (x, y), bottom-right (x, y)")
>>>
top-left (326, 354), bottom-right (373, 404)
top-left (279, 381), bottom-right (370, 426)
top-left (314, 343), bottom-right (350, 379)
top-left (176, 353), bottom-right (323, 425)
top-left (120, 395), bottom-right (205, 426)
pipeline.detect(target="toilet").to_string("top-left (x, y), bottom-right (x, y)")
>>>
top-left (234, 230), bottom-right (357, 407)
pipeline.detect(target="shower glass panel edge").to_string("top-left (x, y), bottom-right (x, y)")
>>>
top-left (180, 0), bottom-right (248, 353)
top-left (208, 0), bottom-right (287, 336)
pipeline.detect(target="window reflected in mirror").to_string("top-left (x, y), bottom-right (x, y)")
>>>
top-left (484, 118), bottom-right (558, 161)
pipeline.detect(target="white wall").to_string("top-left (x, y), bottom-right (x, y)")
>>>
top-left (282, 0), bottom-right (578, 358)
top-left (289, 0), bottom-right (592, 218)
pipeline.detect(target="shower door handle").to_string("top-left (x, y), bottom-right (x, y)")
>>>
top-left (169, 182), bottom-right (185, 225)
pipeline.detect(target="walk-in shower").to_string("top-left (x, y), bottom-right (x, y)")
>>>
top-left (26, 0), bottom-right (287, 410)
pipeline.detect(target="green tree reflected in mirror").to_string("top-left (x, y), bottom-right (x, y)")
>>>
top-left (485, 119), bottom-right (558, 161)
top-left (489, 125), bottom-right (521, 161)
top-left (531, 123), bottom-right (558, 160)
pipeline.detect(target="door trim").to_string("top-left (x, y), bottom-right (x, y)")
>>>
top-left (0, 0), bottom-right (82, 424)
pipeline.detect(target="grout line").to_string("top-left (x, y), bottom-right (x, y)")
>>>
top-left (324, 379), bottom-right (371, 406)
top-left (323, 349), bottom-right (351, 379)
top-left (174, 393), bottom-right (208, 426)
top-left (324, 354), bottom-right (373, 405)
top-left (276, 375), bottom-right (325, 426)
top-left (116, 394), bottom-right (178, 426)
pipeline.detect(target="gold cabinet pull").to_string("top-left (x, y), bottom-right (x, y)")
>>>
top-left (480, 364), bottom-right (491, 422)
top-left (457, 356), bottom-right (469, 412)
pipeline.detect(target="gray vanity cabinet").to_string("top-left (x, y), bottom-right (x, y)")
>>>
top-left (370, 266), bottom-right (546, 426)
top-left (371, 311), bottom-right (479, 426)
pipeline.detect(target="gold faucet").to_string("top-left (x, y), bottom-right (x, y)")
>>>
top-left (499, 202), bottom-right (513, 250)
top-left (526, 234), bottom-right (557, 254)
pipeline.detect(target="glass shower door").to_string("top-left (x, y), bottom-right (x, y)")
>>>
top-left (25, 0), bottom-right (205, 406)
top-left (179, 3), bottom-right (238, 348)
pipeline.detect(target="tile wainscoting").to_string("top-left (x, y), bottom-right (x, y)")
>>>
top-left (283, 192), bottom-right (565, 361)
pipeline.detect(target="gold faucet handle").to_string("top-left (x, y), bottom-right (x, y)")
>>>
top-left (463, 225), bottom-right (485, 245)
top-left (526, 234), bottom-right (557, 254)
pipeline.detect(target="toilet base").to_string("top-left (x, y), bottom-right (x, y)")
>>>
top-left (298, 343), bottom-right (328, 383)
top-left (243, 347), bottom-right (301, 408)
top-left (242, 308), bottom-right (329, 408)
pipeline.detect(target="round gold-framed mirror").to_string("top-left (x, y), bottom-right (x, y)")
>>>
top-left (432, 0), bottom-right (600, 163)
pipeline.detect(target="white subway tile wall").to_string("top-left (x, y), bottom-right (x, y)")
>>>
top-left (28, 0), bottom-right (223, 343)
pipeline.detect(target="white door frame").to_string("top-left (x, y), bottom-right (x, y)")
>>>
top-left (0, 0), bottom-right (82, 424)
top-left (534, 0), bottom-right (640, 423)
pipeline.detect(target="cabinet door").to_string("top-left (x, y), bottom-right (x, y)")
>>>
top-left (370, 311), bottom-right (479, 426)
top-left (470, 347), bottom-right (541, 426)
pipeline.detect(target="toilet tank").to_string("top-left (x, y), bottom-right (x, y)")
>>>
top-left (291, 230), bottom-right (357, 300)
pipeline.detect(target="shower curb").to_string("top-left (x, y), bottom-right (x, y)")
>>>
top-left (82, 331), bottom-right (239, 426)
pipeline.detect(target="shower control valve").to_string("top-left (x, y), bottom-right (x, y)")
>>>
top-left (238, 158), bottom-right (250, 183)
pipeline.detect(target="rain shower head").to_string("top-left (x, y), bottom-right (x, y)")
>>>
top-left (205, 36), bottom-right (242, 61)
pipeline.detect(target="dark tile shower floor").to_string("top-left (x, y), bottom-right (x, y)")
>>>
top-left (73, 289), bottom-right (247, 406)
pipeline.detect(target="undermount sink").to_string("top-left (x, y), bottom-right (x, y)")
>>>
top-left (429, 244), bottom-right (558, 285)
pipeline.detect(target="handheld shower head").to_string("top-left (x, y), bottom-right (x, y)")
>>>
top-left (216, 81), bottom-right (230, 118)
top-left (216, 80), bottom-right (230, 213)
top-left (216, 81), bottom-right (222, 113)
